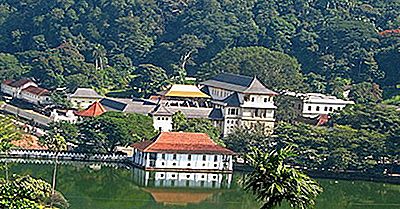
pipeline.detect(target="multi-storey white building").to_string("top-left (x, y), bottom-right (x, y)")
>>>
top-left (131, 132), bottom-right (235, 173)
top-left (1, 79), bottom-right (37, 98)
top-left (200, 73), bottom-right (278, 136)
top-left (288, 92), bottom-right (355, 118)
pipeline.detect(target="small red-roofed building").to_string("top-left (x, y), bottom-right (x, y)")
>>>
top-left (74, 101), bottom-right (106, 117)
top-left (131, 132), bottom-right (235, 173)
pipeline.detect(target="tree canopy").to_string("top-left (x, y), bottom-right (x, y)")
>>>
top-left (0, 0), bottom-right (398, 97)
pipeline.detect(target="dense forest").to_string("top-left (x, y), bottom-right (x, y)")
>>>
top-left (0, 0), bottom-right (399, 100)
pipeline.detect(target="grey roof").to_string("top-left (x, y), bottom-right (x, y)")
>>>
top-left (200, 73), bottom-right (278, 95)
top-left (70, 88), bottom-right (103, 99)
top-left (223, 92), bottom-right (243, 107)
top-left (100, 97), bottom-right (156, 114)
top-left (150, 104), bottom-right (173, 116)
top-left (100, 98), bottom-right (127, 111)
top-left (208, 108), bottom-right (224, 120)
top-left (166, 107), bottom-right (214, 119)
top-left (100, 97), bottom-right (217, 120)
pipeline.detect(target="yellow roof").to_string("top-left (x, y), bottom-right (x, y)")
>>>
top-left (163, 84), bottom-right (210, 98)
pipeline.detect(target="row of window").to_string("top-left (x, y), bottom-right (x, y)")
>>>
top-left (307, 105), bottom-right (341, 112)
top-left (227, 108), bottom-right (239, 115)
top-left (211, 88), bottom-right (231, 98)
top-left (160, 161), bottom-right (220, 168)
top-left (244, 96), bottom-right (273, 103)
top-left (161, 154), bottom-right (220, 162)
top-left (157, 117), bottom-right (170, 121)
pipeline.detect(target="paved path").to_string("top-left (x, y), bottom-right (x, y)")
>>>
top-left (0, 103), bottom-right (50, 126)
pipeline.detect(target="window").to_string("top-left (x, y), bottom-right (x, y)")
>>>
top-left (203, 155), bottom-right (207, 161)
top-left (162, 153), bottom-right (165, 160)
top-left (214, 155), bottom-right (218, 162)
top-left (329, 107), bottom-right (333, 111)
top-left (173, 154), bottom-right (177, 160)
top-left (172, 162), bottom-right (176, 166)
top-left (187, 163), bottom-right (191, 166)
top-left (251, 97), bottom-right (255, 102)
top-left (338, 107), bottom-right (341, 111)
top-left (316, 106), bottom-right (320, 111)
top-left (324, 107), bottom-right (328, 111)
top-left (157, 117), bottom-right (160, 120)
top-left (188, 154), bottom-right (192, 161)
top-left (308, 106), bottom-right (312, 111)
top-left (264, 98), bottom-right (268, 102)
top-left (214, 164), bottom-right (218, 167)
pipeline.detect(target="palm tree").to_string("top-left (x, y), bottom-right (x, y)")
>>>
top-left (244, 146), bottom-right (323, 209)
top-left (39, 133), bottom-right (67, 207)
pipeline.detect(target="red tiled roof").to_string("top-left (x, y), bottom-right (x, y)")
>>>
top-left (2, 80), bottom-right (13, 85)
top-left (22, 86), bottom-right (50, 96)
top-left (132, 132), bottom-right (235, 155)
top-left (75, 101), bottom-right (106, 117)
top-left (9, 79), bottom-right (34, 88)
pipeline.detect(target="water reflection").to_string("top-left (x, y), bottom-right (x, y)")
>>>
top-left (133, 168), bottom-right (232, 188)
top-left (1, 161), bottom-right (400, 209)
top-left (133, 169), bottom-right (233, 206)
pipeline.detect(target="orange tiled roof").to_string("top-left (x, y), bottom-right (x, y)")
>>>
top-left (75, 101), bottom-right (106, 117)
top-left (132, 132), bottom-right (235, 155)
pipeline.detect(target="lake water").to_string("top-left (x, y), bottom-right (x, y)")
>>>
top-left (2, 160), bottom-right (400, 209)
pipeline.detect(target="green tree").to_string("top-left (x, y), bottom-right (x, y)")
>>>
top-left (244, 146), bottom-right (322, 209)
top-left (0, 175), bottom-right (69, 209)
top-left (223, 124), bottom-right (272, 155)
top-left (172, 111), bottom-right (222, 144)
top-left (130, 64), bottom-right (170, 98)
top-left (77, 112), bottom-right (157, 154)
top-left (0, 53), bottom-right (27, 81)
top-left (349, 82), bottom-right (383, 104)
top-left (200, 46), bottom-right (305, 91)
top-left (39, 133), bottom-right (67, 208)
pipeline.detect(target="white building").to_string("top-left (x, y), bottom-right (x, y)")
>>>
top-left (200, 73), bottom-right (278, 136)
top-left (289, 93), bottom-right (355, 118)
top-left (50, 109), bottom-right (79, 123)
top-left (1, 79), bottom-right (37, 98)
top-left (133, 168), bottom-right (232, 189)
top-left (19, 86), bottom-right (52, 105)
top-left (131, 132), bottom-right (235, 173)
top-left (69, 88), bottom-right (103, 109)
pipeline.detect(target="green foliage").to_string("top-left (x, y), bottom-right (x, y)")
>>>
top-left (0, 53), bottom-right (27, 81)
top-left (244, 146), bottom-right (322, 209)
top-left (39, 133), bottom-right (67, 152)
top-left (46, 112), bottom-right (157, 154)
top-left (50, 91), bottom-right (72, 109)
top-left (275, 95), bottom-right (298, 123)
top-left (349, 82), bottom-right (383, 104)
top-left (200, 46), bottom-right (305, 91)
top-left (130, 64), bottom-right (170, 98)
top-left (0, 0), bottom-right (398, 97)
top-left (0, 175), bottom-right (69, 209)
top-left (172, 111), bottom-right (222, 144)
top-left (0, 114), bottom-right (20, 152)
top-left (223, 124), bottom-right (273, 155)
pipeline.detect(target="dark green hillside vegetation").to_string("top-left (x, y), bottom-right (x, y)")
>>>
top-left (0, 0), bottom-right (398, 97)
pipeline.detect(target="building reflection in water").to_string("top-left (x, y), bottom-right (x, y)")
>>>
top-left (132, 168), bottom-right (233, 205)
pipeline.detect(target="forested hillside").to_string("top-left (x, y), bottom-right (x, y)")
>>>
top-left (0, 0), bottom-right (399, 99)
